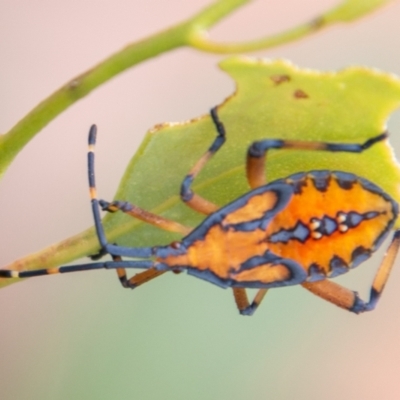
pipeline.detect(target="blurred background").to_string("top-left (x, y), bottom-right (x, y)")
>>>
top-left (1, 1), bottom-right (400, 399)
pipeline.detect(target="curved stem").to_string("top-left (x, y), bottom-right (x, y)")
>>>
top-left (187, 0), bottom-right (249, 30)
top-left (0, 0), bottom-right (251, 179)
top-left (0, 23), bottom-right (190, 178)
top-left (0, 0), bottom-right (391, 178)
top-left (189, 17), bottom-right (325, 54)
top-left (188, 0), bottom-right (393, 53)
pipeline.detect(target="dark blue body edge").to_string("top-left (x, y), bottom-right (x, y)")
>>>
top-left (180, 180), bottom-right (295, 247)
top-left (80, 170), bottom-right (398, 289)
top-left (184, 256), bottom-right (308, 289)
top-left (159, 170), bottom-right (399, 289)
top-left (162, 181), bottom-right (308, 289)
top-left (96, 170), bottom-right (398, 261)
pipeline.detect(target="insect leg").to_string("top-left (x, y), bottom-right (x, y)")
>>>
top-left (88, 125), bottom-right (162, 260)
top-left (98, 199), bottom-right (189, 288)
top-left (232, 288), bottom-right (268, 316)
top-left (111, 255), bottom-right (168, 289)
top-left (246, 131), bottom-right (388, 189)
top-left (99, 200), bottom-right (191, 235)
top-left (180, 107), bottom-right (225, 215)
top-left (87, 125), bottom-right (186, 291)
top-left (302, 229), bottom-right (400, 313)
top-left (0, 258), bottom-right (157, 279)
top-left (98, 199), bottom-right (190, 289)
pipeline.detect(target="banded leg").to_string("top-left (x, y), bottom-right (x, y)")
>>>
top-left (180, 107), bottom-right (226, 215)
top-left (246, 131), bottom-right (388, 189)
top-left (179, 108), bottom-right (264, 308)
top-left (0, 126), bottom-right (172, 283)
top-left (231, 256), bottom-right (307, 315)
top-left (99, 200), bottom-right (191, 235)
top-left (112, 255), bottom-right (168, 289)
top-left (0, 259), bottom-right (157, 279)
top-left (88, 125), bottom-right (158, 260)
top-left (98, 200), bottom-right (189, 287)
top-left (233, 288), bottom-right (268, 316)
top-left (302, 229), bottom-right (400, 313)
top-left (88, 125), bottom-right (187, 289)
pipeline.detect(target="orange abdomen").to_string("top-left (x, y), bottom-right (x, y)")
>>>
top-left (266, 172), bottom-right (396, 278)
top-left (160, 171), bottom-right (397, 288)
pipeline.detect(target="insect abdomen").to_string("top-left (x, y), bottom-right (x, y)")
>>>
top-left (266, 171), bottom-right (398, 280)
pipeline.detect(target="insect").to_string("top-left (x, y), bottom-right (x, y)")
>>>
top-left (1, 107), bottom-right (399, 316)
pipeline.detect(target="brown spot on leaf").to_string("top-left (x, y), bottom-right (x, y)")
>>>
top-left (294, 89), bottom-right (309, 99)
top-left (270, 74), bottom-right (291, 85)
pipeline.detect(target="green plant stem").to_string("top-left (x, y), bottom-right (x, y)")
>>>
top-left (189, 18), bottom-right (324, 53)
top-left (0, 0), bottom-right (391, 178)
top-left (0, 23), bottom-right (189, 177)
top-left (0, 0), bottom-right (250, 178)
top-left (189, 0), bottom-right (393, 53)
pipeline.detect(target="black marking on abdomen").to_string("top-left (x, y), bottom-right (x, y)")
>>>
top-left (351, 246), bottom-right (371, 268)
top-left (346, 211), bottom-right (363, 227)
top-left (307, 263), bottom-right (326, 281)
top-left (310, 171), bottom-right (331, 192)
top-left (268, 221), bottom-right (310, 243)
top-left (335, 171), bottom-right (356, 190)
top-left (329, 255), bottom-right (349, 277)
top-left (311, 215), bottom-right (338, 236)
top-left (336, 210), bottom-right (382, 234)
top-left (308, 255), bottom-right (350, 280)
top-left (237, 251), bottom-right (281, 272)
top-left (284, 173), bottom-right (308, 194)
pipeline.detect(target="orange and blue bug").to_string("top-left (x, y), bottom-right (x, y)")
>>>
top-left (1, 107), bottom-right (399, 315)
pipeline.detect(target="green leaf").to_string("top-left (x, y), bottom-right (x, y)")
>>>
top-left (3, 57), bottom-right (400, 286)
top-left (106, 56), bottom-right (400, 251)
